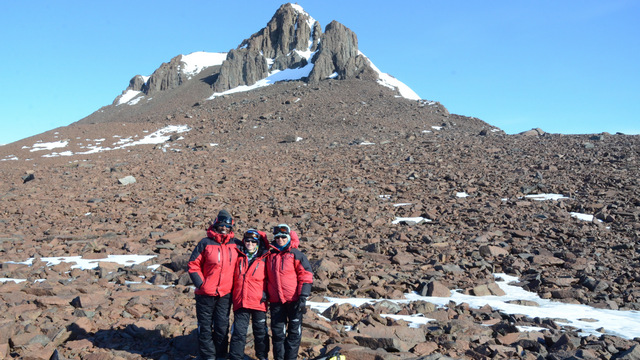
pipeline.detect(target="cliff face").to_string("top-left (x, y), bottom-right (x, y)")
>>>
top-left (212, 3), bottom-right (375, 92)
top-left (307, 20), bottom-right (377, 83)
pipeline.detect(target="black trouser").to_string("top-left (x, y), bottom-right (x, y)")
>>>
top-left (270, 302), bottom-right (304, 360)
top-left (195, 293), bottom-right (232, 360)
top-left (228, 308), bottom-right (269, 360)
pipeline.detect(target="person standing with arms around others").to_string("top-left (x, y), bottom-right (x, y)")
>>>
top-left (228, 229), bottom-right (271, 360)
top-left (266, 224), bottom-right (313, 360)
top-left (188, 210), bottom-right (239, 360)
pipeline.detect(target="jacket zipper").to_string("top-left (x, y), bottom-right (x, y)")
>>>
top-left (251, 261), bottom-right (260, 276)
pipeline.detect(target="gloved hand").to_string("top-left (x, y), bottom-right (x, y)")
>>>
top-left (296, 295), bottom-right (308, 314)
top-left (260, 292), bottom-right (268, 304)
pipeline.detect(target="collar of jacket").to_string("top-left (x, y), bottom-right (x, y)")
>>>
top-left (240, 245), bottom-right (268, 258)
top-left (270, 240), bottom-right (291, 252)
top-left (206, 225), bottom-right (234, 244)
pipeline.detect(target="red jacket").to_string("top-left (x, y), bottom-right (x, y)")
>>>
top-left (188, 225), bottom-right (239, 297)
top-left (232, 231), bottom-right (269, 311)
top-left (266, 232), bottom-right (313, 304)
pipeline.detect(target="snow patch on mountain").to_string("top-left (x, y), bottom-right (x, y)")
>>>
top-left (179, 51), bottom-right (227, 79)
top-left (209, 51), bottom-right (317, 99)
top-left (117, 90), bottom-right (143, 106)
top-left (21, 125), bottom-right (191, 159)
top-left (360, 51), bottom-right (421, 100)
top-left (290, 3), bottom-right (317, 30)
top-left (207, 49), bottom-right (420, 101)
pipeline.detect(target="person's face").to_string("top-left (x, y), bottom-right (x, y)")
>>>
top-left (216, 224), bottom-right (230, 234)
top-left (275, 235), bottom-right (288, 247)
top-left (244, 238), bottom-right (258, 251)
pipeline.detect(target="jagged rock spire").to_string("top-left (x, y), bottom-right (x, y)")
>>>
top-left (212, 3), bottom-right (375, 93)
top-left (212, 3), bottom-right (321, 92)
top-left (307, 20), bottom-right (377, 83)
top-left (239, 3), bottom-right (321, 66)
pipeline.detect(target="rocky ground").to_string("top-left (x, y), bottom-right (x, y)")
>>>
top-left (1, 78), bottom-right (639, 359)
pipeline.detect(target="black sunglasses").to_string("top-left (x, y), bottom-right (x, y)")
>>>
top-left (244, 239), bottom-right (259, 244)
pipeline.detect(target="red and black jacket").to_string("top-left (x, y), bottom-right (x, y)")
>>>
top-left (266, 231), bottom-right (313, 304)
top-left (188, 225), bottom-right (239, 297)
top-left (232, 231), bottom-right (270, 311)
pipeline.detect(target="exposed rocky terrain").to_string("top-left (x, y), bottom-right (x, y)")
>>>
top-left (1, 3), bottom-right (639, 360)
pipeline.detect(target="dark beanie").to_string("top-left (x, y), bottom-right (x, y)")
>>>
top-left (214, 209), bottom-right (233, 226)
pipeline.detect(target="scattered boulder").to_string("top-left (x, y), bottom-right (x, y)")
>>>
top-left (519, 128), bottom-right (545, 136)
top-left (118, 175), bottom-right (136, 185)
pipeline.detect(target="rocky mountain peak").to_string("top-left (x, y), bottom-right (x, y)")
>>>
top-left (239, 3), bottom-right (321, 64)
top-left (212, 3), bottom-right (375, 92)
top-left (100, 3), bottom-right (409, 122)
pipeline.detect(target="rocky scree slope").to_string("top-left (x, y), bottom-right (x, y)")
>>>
top-left (0, 78), bottom-right (639, 359)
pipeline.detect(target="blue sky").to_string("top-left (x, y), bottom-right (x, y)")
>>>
top-left (1, 1), bottom-right (638, 145)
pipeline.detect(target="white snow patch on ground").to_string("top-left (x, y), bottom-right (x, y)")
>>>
top-left (309, 273), bottom-right (640, 339)
top-left (432, 126), bottom-right (442, 130)
top-left (30, 140), bottom-right (69, 152)
top-left (4, 254), bottom-right (156, 271)
top-left (525, 193), bottom-right (569, 201)
top-left (570, 212), bottom-right (602, 222)
top-left (456, 192), bottom-right (470, 198)
top-left (393, 203), bottom-right (412, 207)
top-left (42, 151), bottom-right (74, 158)
top-left (392, 216), bottom-right (431, 225)
top-left (31, 125), bottom-right (191, 158)
top-left (122, 125), bottom-right (190, 146)
top-left (1, 155), bottom-right (19, 161)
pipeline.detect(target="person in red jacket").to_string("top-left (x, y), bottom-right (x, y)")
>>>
top-left (188, 210), bottom-right (239, 360)
top-left (266, 224), bottom-right (313, 360)
top-left (228, 229), bottom-right (271, 360)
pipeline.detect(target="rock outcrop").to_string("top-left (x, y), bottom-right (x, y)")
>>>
top-left (212, 3), bottom-right (321, 92)
top-left (141, 55), bottom-right (185, 95)
top-left (308, 20), bottom-right (377, 83)
top-left (128, 75), bottom-right (147, 92)
top-left (212, 3), bottom-right (375, 92)
top-left (238, 3), bottom-right (321, 67)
